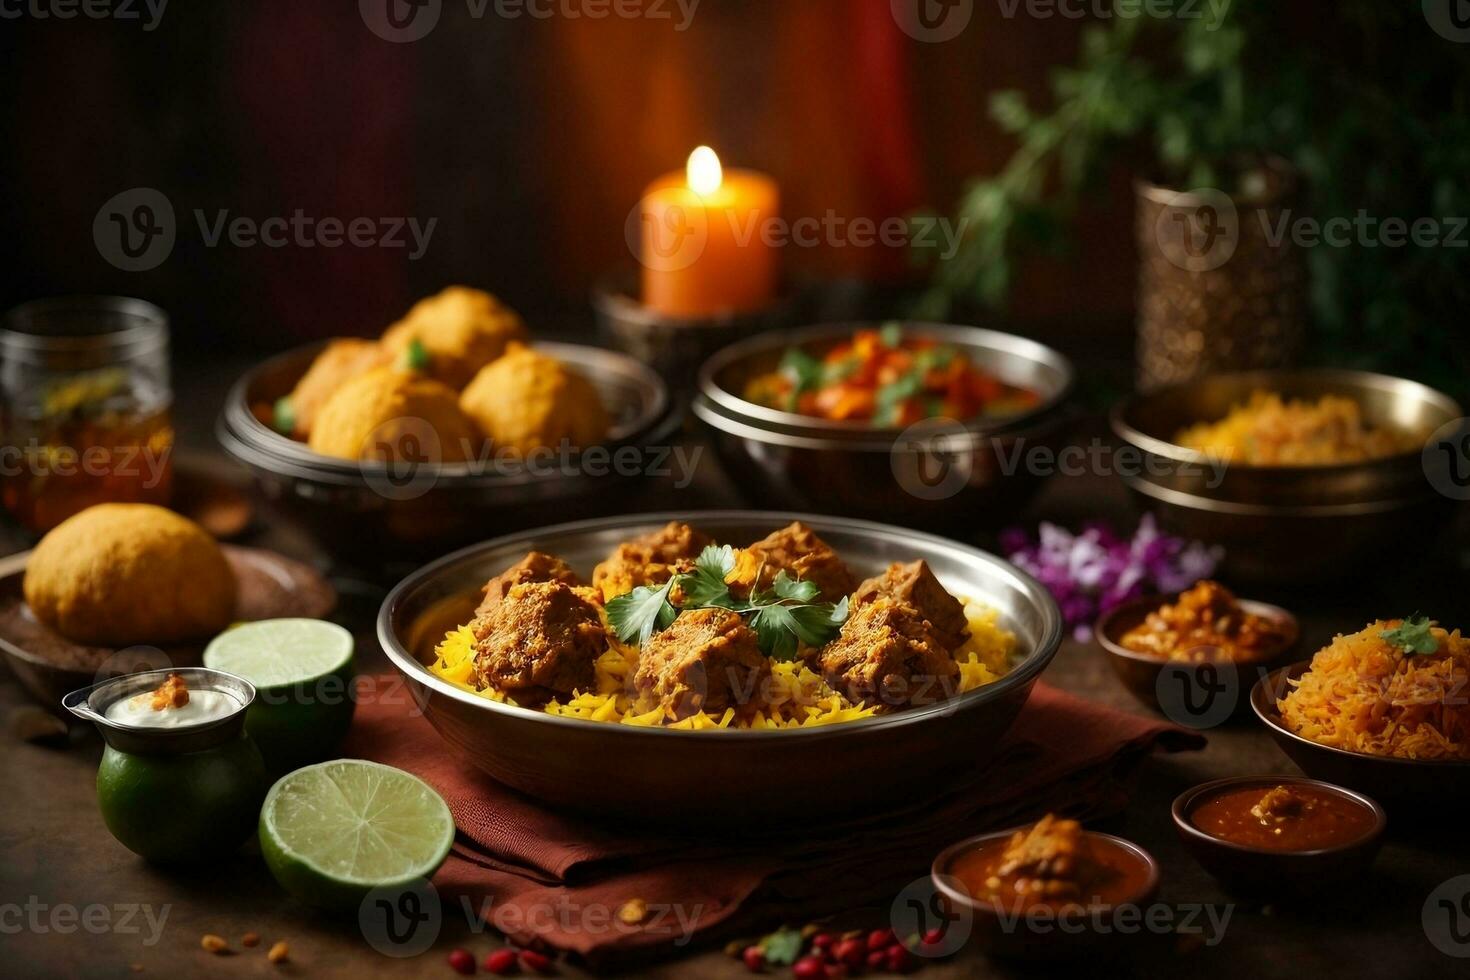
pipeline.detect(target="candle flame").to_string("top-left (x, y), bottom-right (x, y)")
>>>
top-left (686, 146), bottom-right (723, 196)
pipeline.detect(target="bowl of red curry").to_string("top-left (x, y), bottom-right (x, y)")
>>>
top-left (1096, 580), bottom-right (1298, 720)
top-left (1171, 776), bottom-right (1386, 897)
top-left (930, 814), bottom-right (1160, 960)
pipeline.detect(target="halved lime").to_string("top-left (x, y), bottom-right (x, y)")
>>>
top-left (204, 619), bottom-right (356, 774)
top-left (260, 760), bottom-right (455, 909)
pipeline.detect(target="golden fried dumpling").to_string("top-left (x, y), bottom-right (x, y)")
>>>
top-left (308, 366), bottom-right (481, 463)
top-left (381, 286), bottom-right (528, 389)
top-left (24, 504), bottom-right (236, 646)
top-left (284, 338), bottom-right (390, 438)
top-left (459, 345), bottom-right (610, 456)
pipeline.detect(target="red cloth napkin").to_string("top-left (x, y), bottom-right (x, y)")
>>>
top-left (344, 678), bottom-right (1202, 969)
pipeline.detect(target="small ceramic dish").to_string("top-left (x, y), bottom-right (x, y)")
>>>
top-left (1095, 592), bottom-right (1298, 719)
top-left (930, 825), bottom-right (1160, 960)
top-left (1251, 663), bottom-right (1470, 806)
top-left (1171, 775), bottom-right (1386, 896)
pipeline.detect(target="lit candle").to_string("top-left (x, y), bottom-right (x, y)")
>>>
top-left (639, 146), bottom-right (780, 318)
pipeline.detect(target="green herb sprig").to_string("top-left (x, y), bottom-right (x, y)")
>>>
top-left (605, 545), bottom-right (849, 660)
top-left (1380, 615), bottom-right (1440, 656)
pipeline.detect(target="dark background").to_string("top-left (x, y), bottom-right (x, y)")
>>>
top-left (0, 0), bottom-right (1460, 381)
top-left (0, 0), bottom-right (1154, 357)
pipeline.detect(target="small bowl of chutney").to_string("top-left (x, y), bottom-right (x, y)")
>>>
top-left (1171, 776), bottom-right (1386, 897)
top-left (1096, 580), bottom-right (1298, 721)
top-left (931, 814), bottom-right (1160, 960)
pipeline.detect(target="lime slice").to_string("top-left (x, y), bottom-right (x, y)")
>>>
top-left (204, 618), bottom-right (353, 687)
top-left (204, 619), bottom-right (357, 776)
top-left (260, 760), bottom-right (455, 908)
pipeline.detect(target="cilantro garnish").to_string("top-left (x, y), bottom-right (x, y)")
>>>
top-left (778, 348), bottom-right (823, 410)
top-left (1380, 615), bottom-right (1440, 655)
top-left (401, 337), bottom-right (431, 373)
top-left (878, 321), bottom-right (904, 348)
top-left (604, 545), bottom-right (849, 660)
top-left (272, 396), bottom-right (296, 435)
top-left (761, 927), bottom-right (804, 966)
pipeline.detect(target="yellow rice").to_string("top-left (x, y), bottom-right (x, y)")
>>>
top-left (1277, 620), bottom-right (1470, 761)
top-left (430, 597), bottom-right (1016, 729)
top-left (1175, 390), bottom-right (1424, 466)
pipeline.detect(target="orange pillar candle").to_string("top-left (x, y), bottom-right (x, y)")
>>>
top-left (639, 147), bottom-right (780, 318)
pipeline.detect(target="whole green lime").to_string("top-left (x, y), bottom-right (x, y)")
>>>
top-left (260, 760), bottom-right (455, 910)
top-left (96, 735), bottom-right (267, 863)
top-left (203, 619), bottom-right (357, 776)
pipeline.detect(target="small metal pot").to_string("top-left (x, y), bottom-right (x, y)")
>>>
top-left (692, 323), bottom-right (1077, 532)
top-left (217, 340), bottom-right (680, 566)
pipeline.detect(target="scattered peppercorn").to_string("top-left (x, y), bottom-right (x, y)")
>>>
top-left (483, 949), bottom-right (518, 976)
top-left (742, 945), bottom-right (765, 972)
top-left (447, 948), bottom-right (476, 975)
top-left (241, 933), bottom-right (260, 948)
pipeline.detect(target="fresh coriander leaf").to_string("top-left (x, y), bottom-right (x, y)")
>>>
top-left (779, 348), bottom-right (823, 393)
top-left (750, 603), bottom-right (800, 661)
top-left (402, 337), bottom-right (431, 373)
top-left (821, 356), bottom-right (860, 385)
top-left (606, 579), bottom-right (677, 648)
top-left (682, 545), bottom-right (738, 607)
top-left (761, 928), bottom-right (804, 966)
top-left (876, 370), bottom-right (925, 412)
top-left (789, 596), bottom-right (849, 647)
top-left (1380, 614), bottom-right (1439, 655)
top-left (272, 396), bottom-right (296, 435)
top-left (771, 569), bottom-right (820, 603)
top-left (879, 321), bottom-right (904, 348)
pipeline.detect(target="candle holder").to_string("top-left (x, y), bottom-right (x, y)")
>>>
top-left (592, 269), bottom-right (798, 392)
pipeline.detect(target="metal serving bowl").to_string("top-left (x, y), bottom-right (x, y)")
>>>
top-left (377, 511), bottom-right (1063, 828)
top-left (691, 323), bottom-right (1077, 531)
top-left (218, 341), bottom-right (678, 565)
top-left (1111, 369), bottom-right (1464, 583)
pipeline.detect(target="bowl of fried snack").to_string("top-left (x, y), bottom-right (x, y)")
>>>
top-left (218, 287), bottom-right (677, 564)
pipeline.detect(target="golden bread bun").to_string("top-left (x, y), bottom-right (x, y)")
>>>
top-left (24, 504), bottom-right (236, 646)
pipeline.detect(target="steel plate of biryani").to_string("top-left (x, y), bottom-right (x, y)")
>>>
top-left (430, 520), bottom-right (1018, 729)
top-left (378, 513), bottom-right (1062, 823)
top-left (1277, 617), bottom-right (1470, 761)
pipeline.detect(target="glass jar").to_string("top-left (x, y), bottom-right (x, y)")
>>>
top-left (0, 296), bottom-right (174, 532)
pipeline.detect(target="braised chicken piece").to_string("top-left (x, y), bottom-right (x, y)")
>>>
top-left (731, 521), bottom-right (858, 602)
top-left (1250, 785), bottom-right (1309, 823)
top-left (814, 595), bottom-right (958, 708)
top-left (852, 560), bottom-right (969, 652)
top-left (472, 582), bottom-right (605, 702)
top-left (633, 609), bottom-right (769, 720)
top-left (986, 814), bottom-right (1106, 904)
top-left (592, 521), bottom-right (713, 602)
top-left (475, 551), bottom-right (583, 619)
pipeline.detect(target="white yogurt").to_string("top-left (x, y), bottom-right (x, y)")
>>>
top-left (104, 688), bottom-right (239, 729)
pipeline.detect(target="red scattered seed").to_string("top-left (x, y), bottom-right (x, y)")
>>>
top-left (922, 927), bottom-right (945, 946)
top-left (833, 939), bottom-right (865, 968)
top-left (793, 956), bottom-right (826, 980)
top-left (447, 948), bottom-right (476, 975)
top-left (811, 933), bottom-right (835, 952)
top-left (866, 950), bottom-right (887, 970)
top-left (742, 946), bottom-right (765, 972)
top-left (824, 965), bottom-right (848, 980)
top-left (867, 929), bottom-right (894, 951)
top-left (483, 949), bottom-right (518, 976)
top-left (517, 949), bottom-right (553, 974)
top-left (887, 945), bottom-right (914, 973)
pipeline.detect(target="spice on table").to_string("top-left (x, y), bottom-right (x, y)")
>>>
top-left (200, 934), bottom-right (229, 954)
top-left (241, 932), bottom-right (260, 948)
top-left (617, 897), bottom-right (647, 925)
top-left (446, 948), bottom-right (475, 975)
top-left (267, 941), bottom-right (289, 965)
top-left (518, 948), bottom-right (553, 974)
top-left (483, 949), bottom-right (518, 976)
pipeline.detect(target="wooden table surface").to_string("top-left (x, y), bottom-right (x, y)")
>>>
top-left (2, 364), bottom-right (1467, 979)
